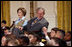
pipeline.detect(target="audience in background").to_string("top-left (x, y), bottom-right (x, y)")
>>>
top-left (1, 20), bottom-right (71, 46)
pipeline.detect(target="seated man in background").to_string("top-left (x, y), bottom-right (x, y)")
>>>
top-left (64, 31), bottom-right (71, 46)
top-left (1, 20), bottom-right (7, 38)
top-left (19, 7), bottom-right (49, 39)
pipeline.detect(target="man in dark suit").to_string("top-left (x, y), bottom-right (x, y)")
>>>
top-left (19, 7), bottom-right (49, 39)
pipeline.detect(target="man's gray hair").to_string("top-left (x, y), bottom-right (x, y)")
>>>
top-left (36, 7), bottom-right (45, 15)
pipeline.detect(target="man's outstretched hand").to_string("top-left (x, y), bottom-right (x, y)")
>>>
top-left (42, 27), bottom-right (48, 36)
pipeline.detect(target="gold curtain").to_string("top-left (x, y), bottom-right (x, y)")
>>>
top-left (1, 1), bottom-right (10, 26)
top-left (30, 1), bottom-right (34, 19)
top-left (57, 1), bottom-right (71, 32)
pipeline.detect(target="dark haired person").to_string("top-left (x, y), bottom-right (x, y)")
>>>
top-left (1, 20), bottom-right (7, 29)
top-left (1, 20), bottom-right (7, 38)
top-left (50, 27), bottom-right (59, 38)
top-left (28, 32), bottom-right (44, 46)
top-left (18, 36), bottom-right (29, 46)
top-left (11, 7), bottom-right (28, 38)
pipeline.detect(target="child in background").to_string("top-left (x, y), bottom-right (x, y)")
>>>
top-left (28, 32), bottom-right (44, 46)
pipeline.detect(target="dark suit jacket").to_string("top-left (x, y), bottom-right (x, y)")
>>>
top-left (23, 17), bottom-right (49, 38)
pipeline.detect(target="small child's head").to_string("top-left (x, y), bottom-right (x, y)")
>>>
top-left (1, 20), bottom-right (6, 27)
top-left (50, 37), bottom-right (67, 46)
top-left (64, 31), bottom-right (71, 41)
top-left (50, 27), bottom-right (59, 37)
top-left (28, 32), bottom-right (40, 43)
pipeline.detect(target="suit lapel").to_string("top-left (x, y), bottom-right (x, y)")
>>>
top-left (32, 17), bottom-right (44, 27)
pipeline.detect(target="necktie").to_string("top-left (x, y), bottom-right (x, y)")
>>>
top-left (31, 19), bottom-right (38, 26)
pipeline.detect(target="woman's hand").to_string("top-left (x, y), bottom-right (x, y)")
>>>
top-left (18, 26), bottom-right (23, 31)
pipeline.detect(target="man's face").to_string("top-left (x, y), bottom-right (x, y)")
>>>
top-left (37, 9), bottom-right (44, 19)
top-left (1, 23), bottom-right (6, 27)
top-left (50, 30), bottom-right (56, 37)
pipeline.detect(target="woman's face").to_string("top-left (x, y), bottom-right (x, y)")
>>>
top-left (1, 36), bottom-right (6, 46)
top-left (17, 10), bottom-right (23, 18)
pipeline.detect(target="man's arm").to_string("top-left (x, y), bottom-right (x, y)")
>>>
top-left (42, 27), bottom-right (51, 44)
